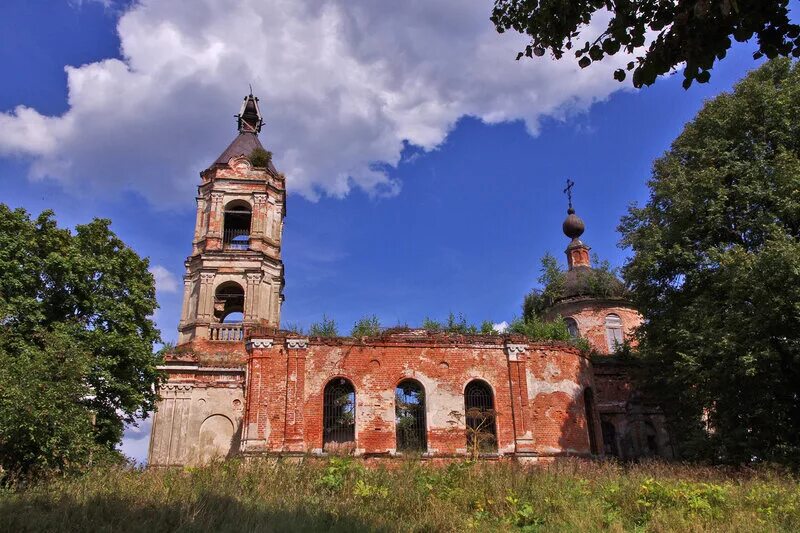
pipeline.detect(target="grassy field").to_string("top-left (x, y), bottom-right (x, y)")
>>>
top-left (1, 458), bottom-right (798, 532)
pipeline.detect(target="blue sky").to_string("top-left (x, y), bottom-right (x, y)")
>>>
top-left (1, 1), bottom-right (795, 463)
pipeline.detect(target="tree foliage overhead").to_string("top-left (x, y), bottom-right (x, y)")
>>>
top-left (491, 0), bottom-right (800, 88)
top-left (0, 205), bottom-right (162, 480)
top-left (619, 59), bottom-right (800, 464)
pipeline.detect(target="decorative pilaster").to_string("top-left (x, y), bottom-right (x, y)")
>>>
top-left (252, 193), bottom-right (268, 237)
top-left (192, 196), bottom-right (207, 254)
top-left (197, 271), bottom-right (216, 323)
top-left (505, 342), bottom-right (535, 453)
top-left (245, 272), bottom-right (263, 321)
top-left (284, 338), bottom-right (309, 451)
top-left (206, 192), bottom-right (224, 249)
top-left (178, 275), bottom-right (193, 327)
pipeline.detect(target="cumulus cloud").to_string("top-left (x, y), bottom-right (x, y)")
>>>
top-left (493, 321), bottom-right (509, 333)
top-left (149, 264), bottom-right (179, 293)
top-left (0, 0), bottom-right (630, 206)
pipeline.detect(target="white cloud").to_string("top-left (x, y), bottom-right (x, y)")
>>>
top-left (493, 321), bottom-right (509, 333)
top-left (118, 416), bottom-right (152, 465)
top-left (149, 264), bottom-right (179, 293)
top-left (0, 1), bottom-right (630, 206)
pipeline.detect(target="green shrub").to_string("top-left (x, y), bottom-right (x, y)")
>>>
top-left (308, 315), bottom-right (338, 337)
top-left (248, 147), bottom-right (272, 167)
top-left (351, 315), bottom-right (381, 337)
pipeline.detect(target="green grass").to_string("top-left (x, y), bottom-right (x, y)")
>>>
top-left (1, 458), bottom-right (798, 532)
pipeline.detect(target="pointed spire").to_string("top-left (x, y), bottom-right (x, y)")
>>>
top-left (561, 179), bottom-right (590, 270)
top-left (236, 91), bottom-right (263, 134)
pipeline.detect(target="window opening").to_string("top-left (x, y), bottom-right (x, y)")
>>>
top-left (223, 203), bottom-right (251, 250)
top-left (605, 314), bottom-right (624, 352)
top-left (464, 380), bottom-right (497, 453)
top-left (323, 378), bottom-right (356, 449)
top-left (564, 317), bottom-right (580, 338)
top-left (395, 380), bottom-right (427, 452)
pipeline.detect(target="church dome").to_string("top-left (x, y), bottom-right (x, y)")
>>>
top-left (558, 265), bottom-right (627, 302)
top-left (562, 208), bottom-right (585, 240)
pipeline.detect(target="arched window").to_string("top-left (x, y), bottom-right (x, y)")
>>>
top-left (584, 388), bottom-right (599, 455)
top-left (214, 281), bottom-right (245, 323)
top-left (323, 378), bottom-right (356, 449)
top-left (464, 380), bottom-right (497, 453)
top-left (395, 379), bottom-right (427, 452)
top-left (605, 314), bottom-right (624, 352)
top-left (564, 317), bottom-right (580, 338)
top-left (223, 201), bottom-right (251, 250)
top-left (601, 419), bottom-right (618, 457)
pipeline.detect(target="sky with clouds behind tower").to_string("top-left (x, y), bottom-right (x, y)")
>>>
top-left (1, 0), bottom-right (797, 463)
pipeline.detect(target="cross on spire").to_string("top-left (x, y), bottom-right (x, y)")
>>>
top-left (563, 178), bottom-right (575, 211)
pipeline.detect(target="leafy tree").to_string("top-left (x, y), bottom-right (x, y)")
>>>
top-left (309, 314), bottom-right (338, 337)
top-left (491, 0), bottom-right (800, 88)
top-left (523, 253), bottom-right (566, 319)
top-left (0, 206), bottom-right (161, 480)
top-left (619, 59), bottom-right (800, 464)
top-left (351, 315), bottom-right (381, 337)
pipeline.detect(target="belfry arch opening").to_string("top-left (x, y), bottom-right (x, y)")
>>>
top-left (214, 281), bottom-right (245, 323)
top-left (223, 200), bottom-right (251, 250)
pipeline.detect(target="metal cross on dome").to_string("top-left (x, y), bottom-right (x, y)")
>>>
top-left (563, 178), bottom-right (575, 210)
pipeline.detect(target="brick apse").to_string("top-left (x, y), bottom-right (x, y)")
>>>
top-left (148, 94), bottom-right (671, 466)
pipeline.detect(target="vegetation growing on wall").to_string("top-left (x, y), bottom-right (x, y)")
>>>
top-left (523, 253), bottom-right (626, 320)
top-left (308, 315), bottom-right (339, 337)
top-left (248, 147), bottom-right (272, 168)
top-left (351, 315), bottom-right (381, 337)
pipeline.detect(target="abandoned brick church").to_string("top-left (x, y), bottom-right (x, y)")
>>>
top-left (148, 94), bottom-right (673, 466)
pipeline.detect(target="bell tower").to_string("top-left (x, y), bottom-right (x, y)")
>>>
top-left (177, 93), bottom-right (285, 343)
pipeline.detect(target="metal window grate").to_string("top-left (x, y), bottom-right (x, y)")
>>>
top-left (395, 380), bottom-right (427, 452)
top-left (323, 378), bottom-right (356, 448)
top-left (464, 380), bottom-right (497, 452)
top-left (223, 228), bottom-right (250, 250)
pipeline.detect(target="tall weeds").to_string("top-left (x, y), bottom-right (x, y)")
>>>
top-left (1, 459), bottom-right (798, 532)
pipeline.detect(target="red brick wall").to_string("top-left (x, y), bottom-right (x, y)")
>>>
top-left (241, 332), bottom-right (599, 459)
top-left (545, 299), bottom-right (642, 355)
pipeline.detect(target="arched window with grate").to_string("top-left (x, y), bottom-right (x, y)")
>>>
top-left (323, 378), bottom-right (356, 450)
top-left (605, 313), bottom-right (624, 352)
top-left (395, 379), bottom-right (427, 452)
top-left (223, 200), bottom-right (252, 250)
top-left (564, 317), bottom-right (580, 338)
top-left (584, 388), bottom-right (599, 455)
top-left (464, 380), bottom-right (497, 454)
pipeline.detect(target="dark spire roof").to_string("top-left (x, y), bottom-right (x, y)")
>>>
top-left (212, 132), bottom-right (277, 173)
top-left (237, 93), bottom-right (263, 134)
top-left (210, 92), bottom-right (277, 173)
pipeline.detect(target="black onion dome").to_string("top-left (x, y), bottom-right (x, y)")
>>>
top-left (562, 208), bottom-right (585, 240)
